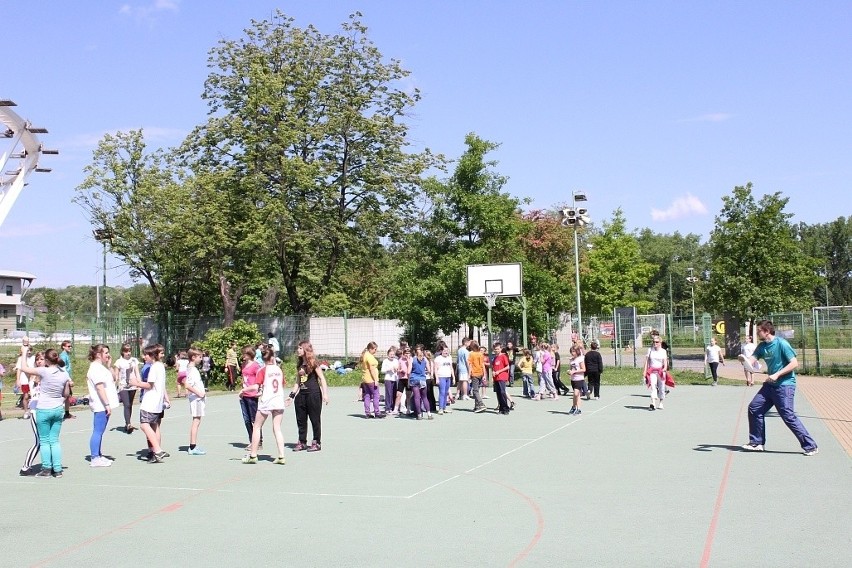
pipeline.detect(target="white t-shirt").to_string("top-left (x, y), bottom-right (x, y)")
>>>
top-left (16, 355), bottom-right (35, 386)
top-left (381, 357), bottom-right (398, 382)
top-left (570, 355), bottom-right (585, 381)
top-left (742, 341), bottom-right (756, 358)
top-left (87, 361), bottom-right (120, 411)
top-left (177, 358), bottom-right (189, 374)
top-left (433, 355), bottom-right (454, 378)
top-left (646, 348), bottom-right (667, 372)
top-left (259, 364), bottom-right (285, 411)
top-left (114, 356), bottom-right (139, 390)
top-left (706, 344), bottom-right (722, 363)
top-left (268, 337), bottom-right (280, 354)
top-left (186, 366), bottom-right (206, 402)
top-left (139, 361), bottom-right (166, 413)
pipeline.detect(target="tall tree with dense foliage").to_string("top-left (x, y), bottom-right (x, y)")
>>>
top-left (635, 230), bottom-right (708, 314)
top-left (795, 216), bottom-right (852, 306)
top-left (582, 208), bottom-right (656, 314)
top-left (703, 183), bottom-right (819, 318)
top-left (387, 134), bottom-right (573, 343)
top-left (74, 130), bottom-right (219, 321)
top-left (187, 11), bottom-right (435, 315)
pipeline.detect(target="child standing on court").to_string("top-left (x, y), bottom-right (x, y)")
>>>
top-left (568, 346), bottom-right (586, 415)
top-left (243, 346), bottom-right (288, 464)
top-left (185, 348), bottom-right (207, 455)
top-left (381, 347), bottom-right (399, 415)
top-left (175, 351), bottom-right (188, 398)
top-left (131, 344), bottom-right (170, 463)
top-left (519, 349), bottom-right (536, 398)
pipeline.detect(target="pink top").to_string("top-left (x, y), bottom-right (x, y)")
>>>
top-left (241, 361), bottom-right (261, 398)
top-left (397, 355), bottom-right (412, 379)
top-left (541, 351), bottom-right (553, 374)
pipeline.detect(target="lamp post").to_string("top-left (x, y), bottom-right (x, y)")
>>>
top-left (686, 267), bottom-right (698, 343)
top-left (93, 228), bottom-right (113, 325)
top-left (561, 191), bottom-right (590, 342)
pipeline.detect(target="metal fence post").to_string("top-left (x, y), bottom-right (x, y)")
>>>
top-left (814, 308), bottom-right (822, 375)
top-left (343, 310), bottom-right (348, 362)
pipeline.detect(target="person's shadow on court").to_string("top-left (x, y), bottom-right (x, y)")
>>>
top-left (693, 444), bottom-right (801, 454)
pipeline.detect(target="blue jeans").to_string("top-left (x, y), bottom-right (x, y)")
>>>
top-left (90, 410), bottom-right (110, 457)
top-left (37, 406), bottom-right (65, 472)
top-left (240, 396), bottom-right (260, 444)
top-left (522, 374), bottom-right (536, 398)
top-left (438, 377), bottom-right (451, 410)
top-left (748, 383), bottom-right (817, 451)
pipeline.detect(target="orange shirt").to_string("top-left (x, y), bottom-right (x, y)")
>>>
top-left (469, 351), bottom-right (485, 378)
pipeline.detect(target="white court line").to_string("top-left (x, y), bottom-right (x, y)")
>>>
top-left (2, 396), bottom-right (628, 501)
top-left (415, 395), bottom-right (629, 495)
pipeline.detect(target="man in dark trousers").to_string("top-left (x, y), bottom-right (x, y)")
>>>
top-left (584, 341), bottom-right (604, 400)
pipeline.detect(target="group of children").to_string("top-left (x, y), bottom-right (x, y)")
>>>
top-left (357, 337), bottom-right (606, 418)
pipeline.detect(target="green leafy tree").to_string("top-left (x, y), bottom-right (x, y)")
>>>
top-left (703, 183), bottom-right (820, 318)
top-left (583, 209), bottom-right (656, 314)
top-left (74, 130), bottom-right (220, 325)
top-left (635, 230), bottom-right (707, 314)
top-left (188, 11), bottom-right (435, 315)
top-left (196, 320), bottom-right (262, 386)
top-left (795, 216), bottom-right (852, 305)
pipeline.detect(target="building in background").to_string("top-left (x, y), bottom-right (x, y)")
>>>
top-left (0, 270), bottom-right (36, 336)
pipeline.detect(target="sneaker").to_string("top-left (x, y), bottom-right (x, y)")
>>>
top-left (482, 395), bottom-right (490, 399)
top-left (712, 381), bottom-right (717, 386)
top-left (307, 442), bottom-right (321, 452)
top-left (293, 442), bottom-right (306, 452)
top-left (803, 447), bottom-right (819, 456)
top-left (35, 469), bottom-right (53, 478)
top-left (658, 402), bottom-right (664, 409)
top-left (649, 404), bottom-right (656, 411)
top-left (273, 456), bottom-right (286, 465)
top-left (52, 470), bottom-right (63, 478)
top-left (462, 396), bottom-right (471, 401)
top-left (438, 409), bottom-right (444, 415)
top-left (427, 413), bottom-right (434, 420)
top-left (568, 407), bottom-right (576, 415)
top-left (149, 451), bottom-right (167, 464)
top-left (22, 412), bottom-right (31, 420)
top-left (63, 413), bottom-right (76, 420)
top-left (241, 455), bottom-right (258, 464)
top-left (741, 443), bottom-right (764, 452)
top-left (575, 409), bottom-right (582, 415)
top-left (19, 467), bottom-right (36, 477)
top-left (416, 415), bottom-right (423, 420)
top-left (443, 407), bottom-right (452, 413)
top-left (188, 447), bottom-right (206, 455)
top-left (91, 456), bottom-right (112, 467)
top-left (474, 406), bottom-right (486, 413)
top-left (160, 451), bottom-right (171, 458)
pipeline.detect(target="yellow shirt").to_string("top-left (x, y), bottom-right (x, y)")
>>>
top-left (519, 356), bottom-right (534, 375)
top-left (362, 352), bottom-right (379, 384)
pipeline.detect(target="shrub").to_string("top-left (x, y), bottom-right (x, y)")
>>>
top-left (196, 320), bottom-right (262, 387)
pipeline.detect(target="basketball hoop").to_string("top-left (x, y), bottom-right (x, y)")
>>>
top-left (483, 293), bottom-right (498, 309)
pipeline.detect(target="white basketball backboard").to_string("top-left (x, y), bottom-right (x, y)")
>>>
top-left (466, 263), bottom-right (523, 298)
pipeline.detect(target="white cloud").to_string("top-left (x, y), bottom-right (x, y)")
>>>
top-left (119, 0), bottom-right (180, 20)
top-left (679, 113), bottom-right (732, 123)
top-left (651, 193), bottom-right (709, 221)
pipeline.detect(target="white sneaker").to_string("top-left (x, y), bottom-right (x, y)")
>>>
top-left (658, 401), bottom-right (664, 409)
top-left (443, 407), bottom-right (452, 413)
top-left (741, 443), bottom-right (764, 452)
top-left (90, 456), bottom-right (112, 467)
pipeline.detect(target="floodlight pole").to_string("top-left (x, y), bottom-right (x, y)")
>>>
top-left (573, 228), bottom-right (582, 342)
top-left (687, 267), bottom-right (697, 343)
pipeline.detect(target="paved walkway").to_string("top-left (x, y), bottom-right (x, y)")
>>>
top-left (715, 362), bottom-right (852, 457)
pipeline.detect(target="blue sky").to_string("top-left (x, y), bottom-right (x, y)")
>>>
top-left (2, 1), bottom-right (849, 289)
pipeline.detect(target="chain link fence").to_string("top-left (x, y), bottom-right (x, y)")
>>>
top-left (5, 307), bottom-right (850, 376)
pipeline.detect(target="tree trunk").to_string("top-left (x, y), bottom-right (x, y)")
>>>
top-left (219, 274), bottom-right (243, 327)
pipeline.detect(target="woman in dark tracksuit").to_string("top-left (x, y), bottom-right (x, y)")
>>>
top-left (290, 341), bottom-right (329, 452)
top-left (584, 341), bottom-right (605, 399)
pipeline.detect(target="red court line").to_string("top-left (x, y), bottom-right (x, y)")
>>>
top-left (699, 388), bottom-right (748, 568)
top-left (30, 471), bottom-right (251, 568)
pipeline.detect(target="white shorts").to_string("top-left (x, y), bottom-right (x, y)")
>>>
top-left (258, 399), bottom-right (285, 414)
top-left (189, 398), bottom-right (206, 417)
top-left (457, 374), bottom-right (469, 383)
